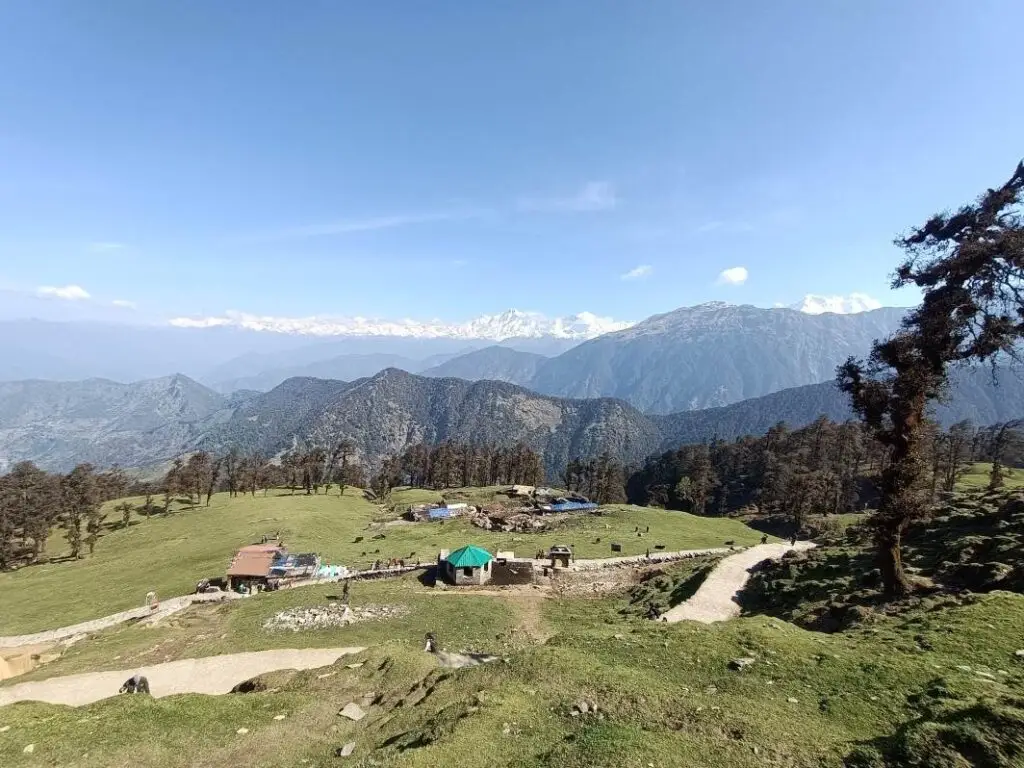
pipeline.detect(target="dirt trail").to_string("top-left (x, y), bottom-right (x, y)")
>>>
top-left (662, 542), bottom-right (816, 624)
top-left (0, 647), bottom-right (364, 708)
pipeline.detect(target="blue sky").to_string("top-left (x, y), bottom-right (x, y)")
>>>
top-left (1, 0), bottom-right (1022, 328)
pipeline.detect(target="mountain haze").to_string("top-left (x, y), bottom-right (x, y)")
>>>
top-left (0, 374), bottom-right (228, 472)
top-left (420, 346), bottom-right (547, 386)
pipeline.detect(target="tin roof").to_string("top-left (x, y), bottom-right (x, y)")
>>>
top-left (227, 549), bottom-right (281, 577)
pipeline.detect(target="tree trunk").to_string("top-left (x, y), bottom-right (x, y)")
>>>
top-left (877, 524), bottom-right (912, 597)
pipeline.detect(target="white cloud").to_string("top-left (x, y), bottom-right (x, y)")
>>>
top-left (245, 209), bottom-right (484, 241)
top-left (716, 266), bottom-right (748, 286)
top-left (88, 241), bottom-right (126, 253)
top-left (518, 181), bottom-right (618, 213)
top-left (791, 293), bottom-right (883, 315)
top-left (36, 284), bottom-right (91, 301)
top-left (111, 299), bottom-right (138, 309)
top-left (620, 265), bottom-right (653, 280)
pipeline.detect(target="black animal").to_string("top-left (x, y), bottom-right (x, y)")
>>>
top-left (119, 674), bottom-right (150, 694)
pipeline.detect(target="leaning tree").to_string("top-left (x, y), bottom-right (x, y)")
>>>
top-left (838, 161), bottom-right (1024, 597)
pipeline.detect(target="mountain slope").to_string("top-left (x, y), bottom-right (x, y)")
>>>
top-left (655, 365), bottom-right (1024, 447)
top-left (528, 303), bottom-right (907, 413)
top-left (202, 369), bottom-right (662, 476)
top-left (0, 375), bottom-right (228, 472)
top-left (420, 346), bottom-right (547, 386)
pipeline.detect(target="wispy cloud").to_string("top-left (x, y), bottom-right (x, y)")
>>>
top-left (36, 284), bottom-right (91, 301)
top-left (243, 209), bottom-right (485, 242)
top-left (518, 181), bottom-right (618, 213)
top-left (620, 264), bottom-right (653, 281)
top-left (111, 298), bottom-right (138, 309)
top-left (694, 220), bottom-right (754, 235)
top-left (716, 267), bottom-right (748, 286)
top-left (88, 241), bottom-right (127, 253)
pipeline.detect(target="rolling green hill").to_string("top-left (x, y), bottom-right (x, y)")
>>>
top-left (0, 489), bottom-right (763, 635)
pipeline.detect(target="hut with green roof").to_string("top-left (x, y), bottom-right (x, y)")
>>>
top-left (441, 544), bottom-right (495, 586)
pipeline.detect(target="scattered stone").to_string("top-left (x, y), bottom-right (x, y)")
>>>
top-left (263, 604), bottom-right (408, 632)
top-left (273, 714), bottom-right (287, 721)
top-left (23, 744), bottom-right (35, 754)
top-left (1015, 649), bottom-right (1024, 658)
top-left (869, 696), bottom-right (878, 701)
top-left (956, 665), bottom-right (973, 673)
top-left (334, 742), bottom-right (356, 758)
top-left (338, 703), bottom-right (366, 722)
top-left (704, 686), bottom-right (718, 695)
top-left (729, 657), bottom-right (756, 671)
top-left (317, 672), bottom-right (338, 679)
top-left (613, 633), bottom-right (625, 640)
top-left (976, 670), bottom-right (996, 679)
top-left (236, 728), bottom-right (249, 735)
top-left (575, 700), bottom-right (590, 714)
top-left (787, 697), bottom-right (799, 704)
top-left (0, 726), bottom-right (9, 733)
top-left (346, 662), bottom-right (364, 669)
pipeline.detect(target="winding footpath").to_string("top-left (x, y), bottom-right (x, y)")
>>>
top-left (662, 541), bottom-right (816, 624)
top-left (0, 648), bottom-right (365, 707)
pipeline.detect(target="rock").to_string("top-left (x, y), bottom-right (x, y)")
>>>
top-left (575, 700), bottom-right (590, 714)
top-left (334, 742), bottom-right (356, 758)
top-left (338, 703), bottom-right (366, 721)
top-left (0, 726), bottom-right (9, 733)
top-left (729, 657), bottom-right (756, 671)
top-left (346, 662), bottom-right (364, 669)
top-left (236, 728), bottom-right (249, 735)
top-left (613, 633), bottom-right (625, 640)
top-left (23, 744), bottom-right (35, 754)
top-left (787, 697), bottom-right (799, 704)
top-left (318, 671), bottom-right (337, 679)
top-left (956, 665), bottom-right (973, 673)
top-left (1015, 649), bottom-right (1024, 658)
top-left (273, 714), bottom-right (287, 721)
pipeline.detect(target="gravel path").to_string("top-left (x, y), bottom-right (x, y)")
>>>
top-left (0, 647), bottom-right (364, 707)
top-left (661, 542), bottom-right (816, 624)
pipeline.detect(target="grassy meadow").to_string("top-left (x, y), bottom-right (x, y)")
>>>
top-left (0, 487), bottom-right (765, 635)
top-left (2, 567), bottom-right (1023, 767)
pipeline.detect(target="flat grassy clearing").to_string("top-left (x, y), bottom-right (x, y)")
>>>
top-left (0, 489), bottom-right (764, 635)
top-left (2, 569), bottom-right (1022, 767)
top-left (958, 461), bottom-right (1024, 489)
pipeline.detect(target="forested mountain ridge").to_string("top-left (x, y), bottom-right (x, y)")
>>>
top-left (1, 364), bottom-right (1022, 474)
top-left (200, 368), bottom-right (663, 477)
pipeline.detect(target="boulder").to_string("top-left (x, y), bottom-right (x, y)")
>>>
top-left (729, 657), bottom-right (756, 671)
top-left (338, 703), bottom-right (366, 721)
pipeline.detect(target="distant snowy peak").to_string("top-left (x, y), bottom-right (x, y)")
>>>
top-left (789, 293), bottom-right (884, 315)
top-left (168, 308), bottom-right (633, 341)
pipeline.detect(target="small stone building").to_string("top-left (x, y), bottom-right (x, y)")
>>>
top-left (548, 545), bottom-right (573, 569)
top-left (441, 545), bottom-right (495, 586)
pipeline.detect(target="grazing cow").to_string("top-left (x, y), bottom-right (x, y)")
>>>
top-left (119, 674), bottom-right (151, 694)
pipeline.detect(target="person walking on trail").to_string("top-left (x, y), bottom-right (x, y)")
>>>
top-left (790, 533), bottom-right (798, 547)
top-left (761, 534), bottom-right (768, 545)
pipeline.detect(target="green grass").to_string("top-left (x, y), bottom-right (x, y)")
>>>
top-left (0, 489), bottom-right (764, 635)
top-left (958, 462), bottom-right (1024, 490)
top-left (3, 572), bottom-right (1023, 767)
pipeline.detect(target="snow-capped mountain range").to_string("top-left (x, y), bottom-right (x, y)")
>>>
top-left (169, 308), bottom-right (633, 340)
top-left (168, 294), bottom-right (891, 340)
